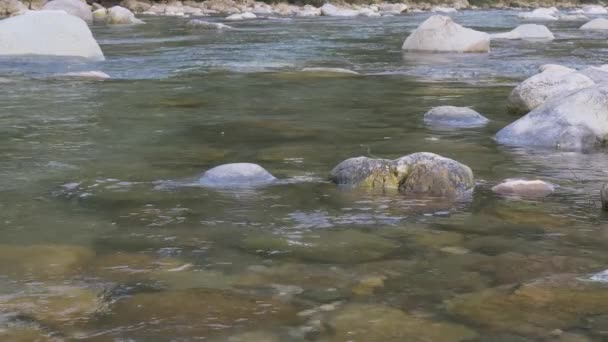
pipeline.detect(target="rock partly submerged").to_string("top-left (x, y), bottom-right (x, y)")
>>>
top-left (187, 19), bottom-right (232, 30)
top-left (492, 179), bottom-right (555, 197)
top-left (42, 0), bottom-right (92, 21)
top-left (491, 24), bottom-right (554, 40)
top-left (497, 85), bottom-right (608, 151)
top-left (580, 18), bottom-right (608, 30)
top-left (199, 163), bottom-right (276, 188)
top-left (330, 152), bottom-right (474, 197)
top-left (402, 15), bottom-right (490, 53)
top-left (300, 67), bottom-right (359, 75)
top-left (423, 106), bottom-right (489, 128)
top-left (507, 66), bottom-right (594, 115)
top-left (54, 70), bottom-right (111, 80)
top-left (517, 7), bottom-right (558, 21)
top-left (0, 10), bottom-right (104, 60)
top-left (107, 6), bottom-right (144, 24)
top-left (226, 11), bottom-right (256, 20)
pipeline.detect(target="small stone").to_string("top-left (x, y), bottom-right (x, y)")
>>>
top-left (492, 179), bottom-right (555, 197)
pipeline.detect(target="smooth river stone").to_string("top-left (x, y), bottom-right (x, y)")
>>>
top-left (199, 163), bottom-right (276, 187)
top-left (491, 179), bottom-right (555, 197)
top-left (402, 15), bottom-right (490, 53)
top-left (423, 106), bottom-right (489, 127)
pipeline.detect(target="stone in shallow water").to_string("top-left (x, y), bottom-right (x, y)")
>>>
top-left (199, 163), bottom-right (276, 187)
top-left (476, 252), bottom-right (603, 284)
top-left (321, 303), bottom-right (477, 341)
top-left (187, 19), bottom-right (232, 30)
top-left (0, 285), bottom-right (105, 328)
top-left (107, 6), bottom-right (145, 24)
top-left (446, 274), bottom-right (608, 336)
top-left (580, 18), bottom-right (608, 30)
top-left (106, 288), bottom-right (296, 339)
top-left (56, 71), bottom-right (111, 80)
top-left (300, 67), bottom-right (359, 75)
top-left (506, 67), bottom-right (594, 115)
top-left (491, 24), bottom-right (554, 40)
top-left (240, 230), bottom-right (399, 263)
top-left (330, 152), bottom-right (474, 197)
top-left (492, 179), bottom-right (555, 197)
top-left (423, 106), bottom-right (489, 127)
top-left (0, 11), bottom-right (105, 60)
top-left (402, 15), bottom-right (490, 53)
top-left (0, 244), bottom-right (94, 281)
top-left (498, 85), bottom-right (608, 151)
top-left (42, 0), bottom-right (92, 21)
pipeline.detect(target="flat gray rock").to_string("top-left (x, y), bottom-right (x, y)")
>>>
top-left (199, 163), bottom-right (276, 187)
top-left (423, 106), bottom-right (489, 127)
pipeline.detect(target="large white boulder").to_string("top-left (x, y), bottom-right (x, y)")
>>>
top-left (491, 24), bottom-right (554, 40)
top-left (107, 6), bottom-right (144, 24)
top-left (42, 0), bottom-right (92, 21)
top-left (507, 67), bottom-right (595, 114)
top-left (0, 10), bottom-right (104, 60)
top-left (0, 0), bottom-right (27, 16)
top-left (582, 5), bottom-right (607, 14)
top-left (402, 15), bottom-right (490, 53)
top-left (517, 8), bottom-right (558, 21)
top-left (497, 85), bottom-right (608, 151)
top-left (580, 18), bottom-right (608, 30)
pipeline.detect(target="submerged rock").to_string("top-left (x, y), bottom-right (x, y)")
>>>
top-left (187, 19), bottom-right (232, 30)
top-left (57, 71), bottom-right (110, 79)
top-left (507, 67), bottom-right (594, 115)
top-left (432, 6), bottom-right (457, 13)
top-left (580, 18), bottom-right (608, 30)
top-left (0, 11), bottom-right (104, 60)
top-left (446, 274), bottom-right (608, 336)
top-left (107, 288), bottom-right (296, 338)
top-left (199, 163), bottom-right (276, 187)
top-left (301, 67), bottom-right (359, 75)
top-left (402, 15), bottom-right (490, 53)
top-left (491, 24), bottom-right (554, 40)
top-left (330, 152), bottom-right (474, 197)
top-left (323, 303), bottom-right (477, 341)
top-left (423, 106), bottom-right (489, 127)
top-left (0, 244), bottom-right (94, 280)
top-left (0, 0), bottom-right (26, 16)
top-left (492, 179), bottom-right (555, 197)
top-left (497, 85), bottom-right (608, 150)
top-left (107, 6), bottom-right (144, 24)
top-left (0, 285), bottom-right (105, 327)
top-left (241, 230), bottom-right (399, 263)
top-left (42, 0), bottom-right (92, 21)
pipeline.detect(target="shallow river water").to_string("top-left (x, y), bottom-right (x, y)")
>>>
top-left (3, 9), bottom-right (608, 341)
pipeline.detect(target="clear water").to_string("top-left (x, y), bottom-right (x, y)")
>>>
top-left (2, 10), bottom-right (608, 341)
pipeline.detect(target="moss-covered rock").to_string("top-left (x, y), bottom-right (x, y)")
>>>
top-left (321, 303), bottom-right (477, 341)
top-left (330, 152), bottom-right (474, 197)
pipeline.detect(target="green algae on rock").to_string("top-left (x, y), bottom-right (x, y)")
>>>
top-left (330, 152), bottom-right (474, 197)
top-left (321, 303), bottom-right (477, 342)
